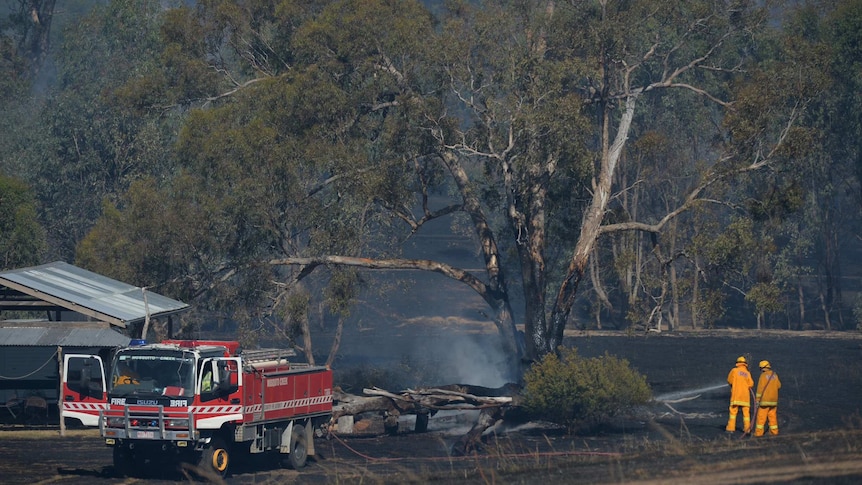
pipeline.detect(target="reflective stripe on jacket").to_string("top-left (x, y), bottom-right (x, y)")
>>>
top-left (756, 370), bottom-right (781, 407)
top-left (727, 363), bottom-right (754, 406)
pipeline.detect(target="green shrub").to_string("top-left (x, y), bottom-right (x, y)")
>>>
top-left (522, 348), bottom-right (651, 433)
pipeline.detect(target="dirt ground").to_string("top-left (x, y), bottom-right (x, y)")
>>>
top-left (2, 330), bottom-right (862, 484)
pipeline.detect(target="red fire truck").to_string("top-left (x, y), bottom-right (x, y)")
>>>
top-left (61, 339), bottom-right (333, 477)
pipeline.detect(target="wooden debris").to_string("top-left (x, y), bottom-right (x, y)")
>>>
top-left (450, 406), bottom-right (507, 456)
top-left (331, 383), bottom-right (519, 448)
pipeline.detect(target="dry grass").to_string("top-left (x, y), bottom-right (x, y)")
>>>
top-left (0, 427), bottom-right (99, 439)
top-left (3, 425), bottom-right (862, 484)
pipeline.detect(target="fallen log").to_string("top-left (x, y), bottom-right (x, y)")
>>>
top-left (331, 383), bottom-right (519, 437)
top-left (331, 389), bottom-right (398, 420)
top-left (331, 382), bottom-right (729, 455)
top-left (364, 386), bottom-right (513, 409)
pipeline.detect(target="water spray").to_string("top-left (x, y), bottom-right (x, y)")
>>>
top-left (654, 382), bottom-right (728, 403)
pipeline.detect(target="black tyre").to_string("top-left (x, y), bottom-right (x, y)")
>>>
top-left (286, 425), bottom-right (308, 470)
top-left (199, 437), bottom-right (230, 477)
top-left (112, 447), bottom-right (134, 477)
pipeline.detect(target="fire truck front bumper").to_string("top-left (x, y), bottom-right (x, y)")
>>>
top-left (103, 427), bottom-right (198, 442)
top-left (100, 408), bottom-right (198, 443)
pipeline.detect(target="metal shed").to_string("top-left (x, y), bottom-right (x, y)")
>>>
top-left (0, 261), bottom-right (189, 328)
top-left (0, 262), bottom-right (190, 422)
top-left (0, 322), bottom-right (131, 412)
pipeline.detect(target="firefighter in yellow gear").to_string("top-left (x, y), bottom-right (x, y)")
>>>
top-left (726, 356), bottom-right (754, 433)
top-left (754, 360), bottom-right (781, 436)
top-left (201, 368), bottom-right (213, 392)
top-left (113, 362), bottom-right (139, 387)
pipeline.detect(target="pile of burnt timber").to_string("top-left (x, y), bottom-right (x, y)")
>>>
top-left (331, 383), bottom-right (521, 455)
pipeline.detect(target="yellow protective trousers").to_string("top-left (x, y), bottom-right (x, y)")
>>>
top-left (726, 404), bottom-right (751, 432)
top-left (755, 406), bottom-right (779, 436)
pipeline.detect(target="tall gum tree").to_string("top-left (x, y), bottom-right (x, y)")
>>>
top-left (417, 0), bottom-right (814, 358)
top-left (81, 0), bottom-right (817, 367)
top-left (269, 0), bottom-right (813, 361)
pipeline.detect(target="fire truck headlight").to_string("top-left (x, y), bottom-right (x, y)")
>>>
top-left (106, 417), bottom-right (125, 427)
top-left (166, 418), bottom-right (189, 429)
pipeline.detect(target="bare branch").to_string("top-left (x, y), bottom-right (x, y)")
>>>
top-left (665, 82), bottom-right (732, 108)
top-left (307, 168), bottom-right (374, 197)
top-left (269, 255), bottom-right (494, 305)
top-left (599, 100), bottom-right (803, 238)
top-left (202, 76), bottom-right (270, 108)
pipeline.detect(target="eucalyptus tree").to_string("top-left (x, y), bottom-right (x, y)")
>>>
top-left (6, 0), bottom-right (181, 261)
top-left (0, 1), bottom-right (53, 182)
top-left (77, 0), bottom-right (437, 357)
top-left (3, 0), bottom-right (56, 79)
top-left (0, 28), bottom-right (31, 180)
top-left (416, 0), bottom-right (815, 357)
top-left (80, 0), bottom-right (816, 368)
top-left (765, 0), bottom-right (862, 330)
top-left (0, 173), bottom-right (46, 269)
top-left (816, 0), bottom-right (862, 328)
top-left (685, 0), bottom-right (860, 331)
top-left (271, 0), bottom-right (810, 360)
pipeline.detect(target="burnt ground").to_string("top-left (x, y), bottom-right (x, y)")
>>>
top-left (2, 330), bottom-right (862, 484)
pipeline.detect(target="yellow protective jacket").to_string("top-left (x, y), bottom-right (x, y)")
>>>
top-left (727, 363), bottom-right (754, 406)
top-left (756, 370), bottom-right (781, 407)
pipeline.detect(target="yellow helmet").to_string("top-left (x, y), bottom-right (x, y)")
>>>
top-left (736, 356), bottom-right (747, 364)
top-left (759, 360), bottom-right (771, 369)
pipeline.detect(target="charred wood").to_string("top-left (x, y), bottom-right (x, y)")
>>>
top-left (450, 406), bottom-right (506, 456)
top-left (330, 384), bottom-right (521, 439)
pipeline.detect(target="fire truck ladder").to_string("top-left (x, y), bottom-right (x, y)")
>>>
top-left (241, 348), bottom-right (296, 371)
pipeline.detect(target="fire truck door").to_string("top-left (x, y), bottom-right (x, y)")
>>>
top-left (199, 357), bottom-right (241, 401)
top-left (61, 354), bottom-right (107, 426)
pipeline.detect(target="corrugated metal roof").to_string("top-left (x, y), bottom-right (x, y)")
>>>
top-left (0, 325), bottom-right (131, 347)
top-left (0, 261), bottom-right (189, 328)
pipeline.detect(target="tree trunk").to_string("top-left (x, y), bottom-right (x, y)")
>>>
top-left (589, 248), bottom-right (612, 329)
top-left (668, 219), bottom-right (679, 332)
top-left (832, 230), bottom-right (845, 329)
top-left (669, 261), bottom-right (678, 331)
top-left (547, 95), bottom-right (639, 354)
top-left (441, 152), bottom-right (524, 364)
top-left (325, 314), bottom-right (345, 368)
top-left (692, 256), bottom-right (701, 329)
top-left (797, 278), bottom-right (805, 330)
top-left (301, 311), bottom-right (314, 365)
top-left (820, 290), bottom-right (831, 330)
top-left (21, 0), bottom-right (56, 78)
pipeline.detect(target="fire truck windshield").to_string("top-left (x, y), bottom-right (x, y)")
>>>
top-left (110, 350), bottom-right (196, 398)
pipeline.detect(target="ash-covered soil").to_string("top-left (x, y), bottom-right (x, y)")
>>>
top-left (2, 330), bottom-right (862, 484)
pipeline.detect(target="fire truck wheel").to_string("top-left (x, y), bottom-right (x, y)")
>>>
top-left (199, 437), bottom-right (230, 477)
top-left (286, 426), bottom-right (308, 469)
top-left (112, 447), bottom-right (134, 477)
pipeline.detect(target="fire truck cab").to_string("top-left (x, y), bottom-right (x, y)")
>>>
top-left (61, 339), bottom-right (333, 477)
